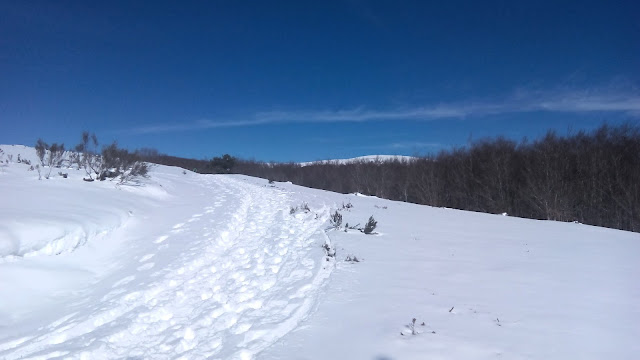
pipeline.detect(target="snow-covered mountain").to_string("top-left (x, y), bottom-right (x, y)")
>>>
top-left (299, 154), bottom-right (416, 166)
top-left (1, 144), bottom-right (638, 360)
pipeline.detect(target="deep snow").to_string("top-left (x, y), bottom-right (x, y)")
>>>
top-left (1, 144), bottom-right (638, 359)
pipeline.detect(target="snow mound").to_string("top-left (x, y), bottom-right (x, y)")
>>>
top-left (0, 145), bottom-right (163, 259)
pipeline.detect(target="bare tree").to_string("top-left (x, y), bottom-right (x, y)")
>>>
top-left (45, 143), bottom-right (65, 179)
top-left (75, 131), bottom-right (101, 180)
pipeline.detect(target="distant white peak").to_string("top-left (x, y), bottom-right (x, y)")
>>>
top-left (300, 155), bottom-right (416, 166)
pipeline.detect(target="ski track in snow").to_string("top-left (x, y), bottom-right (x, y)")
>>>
top-left (0, 176), bottom-right (334, 360)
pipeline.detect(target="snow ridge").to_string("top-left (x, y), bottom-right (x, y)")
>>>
top-left (299, 154), bottom-right (415, 166)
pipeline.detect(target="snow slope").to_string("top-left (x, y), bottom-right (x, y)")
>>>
top-left (1, 144), bottom-right (638, 359)
top-left (0, 145), bottom-right (334, 359)
top-left (259, 181), bottom-right (640, 359)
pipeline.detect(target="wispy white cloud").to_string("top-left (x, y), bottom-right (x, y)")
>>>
top-left (254, 106), bottom-right (471, 123)
top-left (127, 87), bottom-right (640, 134)
top-left (256, 90), bottom-right (640, 122)
top-left (129, 118), bottom-right (275, 134)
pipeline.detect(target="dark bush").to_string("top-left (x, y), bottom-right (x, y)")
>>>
top-left (100, 142), bottom-right (148, 183)
top-left (363, 216), bottom-right (377, 234)
top-left (329, 210), bottom-right (343, 229)
top-left (208, 154), bottom-right (236, 173)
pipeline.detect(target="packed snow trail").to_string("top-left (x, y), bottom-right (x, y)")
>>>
top-left (0, 175), bottom-right (333, 360)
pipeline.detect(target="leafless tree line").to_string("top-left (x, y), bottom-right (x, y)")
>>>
top-left (141, 124), bottom-right (640, 232)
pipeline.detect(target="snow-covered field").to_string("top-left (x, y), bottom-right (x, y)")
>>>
top-left (1, 144), bottom-right (638, 359)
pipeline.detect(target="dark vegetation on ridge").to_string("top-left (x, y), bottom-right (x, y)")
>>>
top-left (138, 124), bottom-right (640, 233)
top-left (34, 132), bottom-right (149, 184)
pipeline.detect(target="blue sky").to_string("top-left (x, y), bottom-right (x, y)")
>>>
top-left (1, 0), bottom-right (639, 162)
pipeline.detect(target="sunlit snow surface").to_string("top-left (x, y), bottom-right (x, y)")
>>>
top-left (0, 144), bottom-right (638, 359)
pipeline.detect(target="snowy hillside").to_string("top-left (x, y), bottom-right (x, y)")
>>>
top-left (1, 144), bottom-right (638, 360)
top-left (299, 154), bottom-right (415, 166)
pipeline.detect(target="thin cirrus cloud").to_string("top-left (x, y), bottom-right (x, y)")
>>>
top-left (128, 89), bottom-right (640, 134)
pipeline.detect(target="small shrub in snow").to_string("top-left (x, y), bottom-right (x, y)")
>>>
top-left (409, 318), bottom-right (417, 335)
top-left (95, 140), bottom-right (149, 183)
top-left (400, 318), bottom-right (426, 336)
top-left (329, 210), bottom-right (342, 229)
top-left (342, 201), bottom-right (353, 210)
top-left (322, 242), bottom-right (335, 258)
top-left (344, 222), bottom-right (361, 232)
top-left (363, 216), bottom-right (377, 234)
top-left (100, 142), bottom-right (131, 179)
top-left (290, 202), bottom-right (310, 215)
top-left (117, 159), bottom-right (149, 184)
top-left (17, 154), bottom-right (31, 165)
